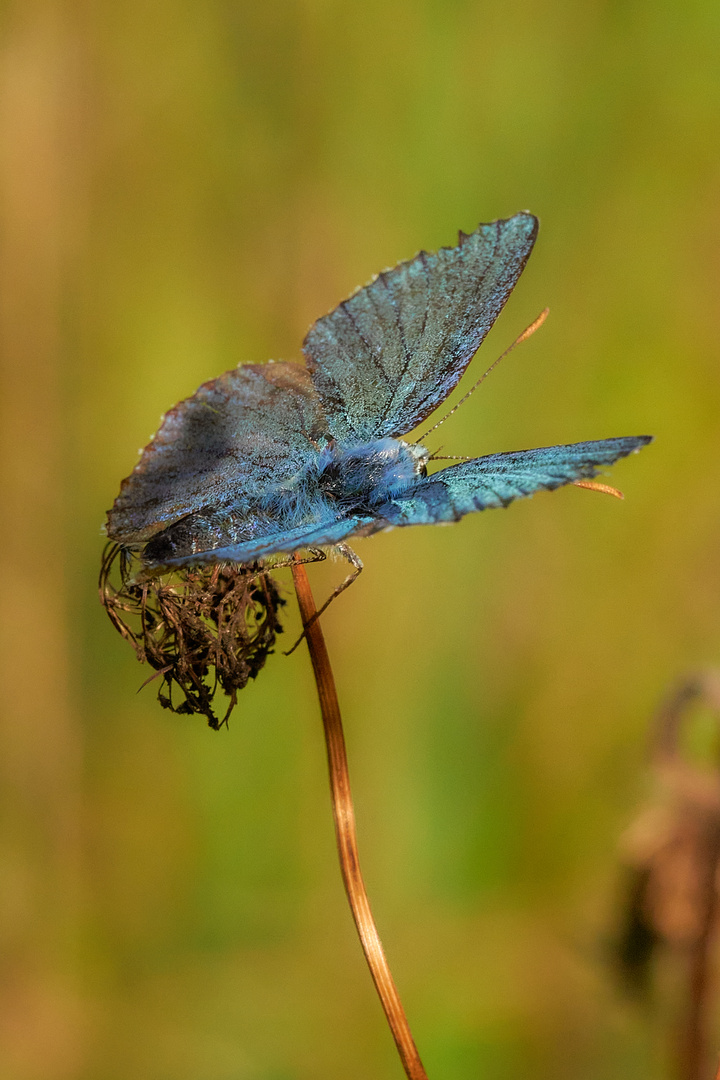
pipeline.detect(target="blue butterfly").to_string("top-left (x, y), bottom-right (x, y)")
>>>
top-left (106, 213), bottom-right (651, 590)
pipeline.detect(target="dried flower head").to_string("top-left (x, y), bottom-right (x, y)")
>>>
top-left (99, 543), bottom-right (285, 729)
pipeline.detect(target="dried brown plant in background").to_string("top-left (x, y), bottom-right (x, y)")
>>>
top-left (618, 671), bottom-right (720, 1080)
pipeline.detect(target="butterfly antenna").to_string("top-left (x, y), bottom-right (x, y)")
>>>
top-left (573, 479), bottom-right (624, 500)
top-left (417, 307), bottom-right (549, 442)
top-left (425, 444), bottom-right (473, 462)
top-left (428, 453), bottom-right (473, 462)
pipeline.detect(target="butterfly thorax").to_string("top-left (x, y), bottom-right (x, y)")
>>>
top-left (316, 438), bottom-right (428, 511)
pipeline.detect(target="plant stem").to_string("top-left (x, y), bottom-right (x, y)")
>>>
top-left (291, 561), bottom-right (428, 1080)
top-left (651, 672), bottom-right (720, 1080)
top-left (681, 817), bottom-right (720, 1080)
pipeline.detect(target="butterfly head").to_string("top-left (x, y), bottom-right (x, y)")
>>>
top-left (405, 440), bottom-right (430, 478)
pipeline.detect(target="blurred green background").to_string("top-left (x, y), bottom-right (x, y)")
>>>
top-left (2, 1), bottom-right (719, 1077)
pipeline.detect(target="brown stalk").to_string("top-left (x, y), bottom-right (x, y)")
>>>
top-left (682, 815), bottom-right (720, 1080)
top-left (653, 673), bottom-right (720, 1080)
top-left (291, 560), bottom-right (428, 1080)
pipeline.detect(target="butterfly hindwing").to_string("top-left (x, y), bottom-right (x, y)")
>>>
top-left (154, 514), bottom-right (376, 569)
top-left (374, 437), bottom-right (652, 526)
top-left (303, 213), bottom-right (538, 442)
top-left (107, 362), bottom-right (328, 545)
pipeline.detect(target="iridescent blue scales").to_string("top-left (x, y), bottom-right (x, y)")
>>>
top-left (106, 213), bottom-right (651, 571)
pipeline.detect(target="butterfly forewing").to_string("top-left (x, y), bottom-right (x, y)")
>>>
top-left (374, 437), bottom-right (652, 525)
top-left (303, 213), bottom-right (538, 442)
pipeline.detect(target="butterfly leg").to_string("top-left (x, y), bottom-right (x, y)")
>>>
top-left (285, 545), bottom-right (364, 656)
top-left (258, 547), bottom-right (327, 574)
top-left (294, 546), bottom-right (328, 568)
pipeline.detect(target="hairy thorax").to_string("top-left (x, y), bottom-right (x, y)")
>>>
top-left (316, 438), bottom-right (429, 511)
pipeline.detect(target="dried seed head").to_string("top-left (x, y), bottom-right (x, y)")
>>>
top-left (99, 543), bottom-right (284, 729)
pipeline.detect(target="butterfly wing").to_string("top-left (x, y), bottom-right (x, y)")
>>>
top-left (372, 436), bottom-right (652, 526)
top-left (302, 213), bottom-right (538, 442)
top-left (106, 362), bottom-right (328, 545)
top-left (145, 513), bottom-right (377, 570)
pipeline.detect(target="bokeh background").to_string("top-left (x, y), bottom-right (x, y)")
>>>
top-left (2, 1), bottom-right (720, 1077)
